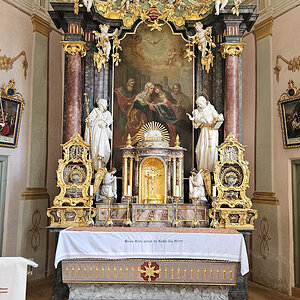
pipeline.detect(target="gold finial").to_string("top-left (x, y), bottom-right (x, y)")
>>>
top-left (126, 134), bottom-right (132, 148)
top-left (175, 134), bottom-right (180, 147)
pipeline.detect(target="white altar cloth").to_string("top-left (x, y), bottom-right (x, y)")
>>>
top-left (55, 227), bottom-right (249, 275)
top-left (0, 257), bottom-right (38, 300)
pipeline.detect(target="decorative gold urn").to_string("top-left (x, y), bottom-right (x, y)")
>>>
top-left (47, 132), bottom-right (95, 227)
top-left (209, 134), bottom-right (258, 230)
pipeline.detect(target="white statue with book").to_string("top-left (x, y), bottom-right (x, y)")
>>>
top-left (187, 96), bottom-right (223, 172)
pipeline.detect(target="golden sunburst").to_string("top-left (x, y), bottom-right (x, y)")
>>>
top-left (136, 122), bottom-right (170, 143)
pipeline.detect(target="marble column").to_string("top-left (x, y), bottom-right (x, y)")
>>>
top-left (61, 41), bottom-right (88, 141)
top-left (220, 42), bottom-right (245, 140)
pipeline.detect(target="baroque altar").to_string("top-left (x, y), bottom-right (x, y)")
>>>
top-left (46, 0), bottom-right (260, 299)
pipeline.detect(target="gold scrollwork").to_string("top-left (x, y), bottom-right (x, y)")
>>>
top-left (274, 55), bottom-right (300, 83)
top-left (0, 50), bottom-right (28, 79)
top-left (61, 41), bottom-right (88, 57)
top-left (209, 133), bottom-right (258, 229)
top-left (220, 42), bottom-right (245, 59)
top-left (47, 132), bottom-right (95, 227)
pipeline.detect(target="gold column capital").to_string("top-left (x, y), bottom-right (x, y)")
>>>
top-left (31, 14), bottom-right (51, 37)
top-left (61, 41), bottom-right (88, 57)
top-left (220, 42), bottom-right (246, 59)
top-left (254, 17), bottom-right (274, 41)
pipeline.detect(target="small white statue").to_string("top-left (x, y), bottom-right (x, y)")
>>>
top-left (215, 0), bottom-right (228, 15)
top-left (187, 96), bottom-right (223, 172)
top-left (99, 168), bottom-right (117, 202)
top-left (94, 25), bottom-right (118, 61)
top-left (189, 22), bottom-right (208, 58)
top-left (85, 97), bottom-right (113, 171)
top-left (82, 0), bottom-right (93, 12)
top-left (189, 169), bottom-right (207, 202)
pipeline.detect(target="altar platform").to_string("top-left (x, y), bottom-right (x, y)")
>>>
top-left (55, 226), bottom-right (248, 299)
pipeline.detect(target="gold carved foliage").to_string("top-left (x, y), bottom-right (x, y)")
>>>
top-left (274, 55), bottom-right (300, 83)
top-left (220, 42), bottom-right (245, 59)
top-left (0, 50), bottom-right (28, 79)
top-left (61, 41), bottom-right (88, 57)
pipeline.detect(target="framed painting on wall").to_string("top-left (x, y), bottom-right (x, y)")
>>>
top-left (112, 22), bottom-right (195, 177)
top-left (278, 80), bottom-right (300, 148)
top-left (0, 79), bottom-right (25, 148)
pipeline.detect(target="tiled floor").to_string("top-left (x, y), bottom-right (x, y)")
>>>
top-left (26, 278), bottom-right (300, 300)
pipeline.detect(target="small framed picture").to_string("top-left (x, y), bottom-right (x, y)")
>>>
top-left (278, 80), bottom-right (300, 148)
top-left (0, 79), bottom-right (25, 148)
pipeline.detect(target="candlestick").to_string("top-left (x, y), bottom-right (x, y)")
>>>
top-left (108, 186), bottom-right (113, 197)
top-left (175, 185), bottom-right (180, 197)
top-left (212, 186), bottom-right (217, 197)
top-left (127, 185), bottom-right (131, 197)
top-left (89, 185), bottom-right (93, 196)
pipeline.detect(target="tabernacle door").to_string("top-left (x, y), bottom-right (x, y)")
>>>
top-left (139, 157), bottom-right (166, 204)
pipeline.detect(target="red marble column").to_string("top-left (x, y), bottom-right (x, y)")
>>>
top-left (66, 53), bottom-right (82, 141)
top-left (224, 54), bottom-right (239, 139)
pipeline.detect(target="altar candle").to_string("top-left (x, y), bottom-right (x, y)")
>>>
top-left (89, 185), bottom-right (93, 196)
top-left (193, 187), bottom-right (198, 198)
top-left (175, 185), bottom-right (180, 197)
top-left (127, 185), bottom-right (131, 197)
top-left (108, 186), bottom-right (113, 197)
top-left (212, 186), bottom-right (217, 197)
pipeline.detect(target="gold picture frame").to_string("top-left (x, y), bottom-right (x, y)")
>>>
top-left (0, 79), bottom-right (25, 148)
top-left (278, 80), bottom-right (300, 148)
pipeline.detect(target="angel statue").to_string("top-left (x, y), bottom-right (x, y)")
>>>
top-left (187, 96), bottom-right (223, 172)
top-left (188, 22), bottom-right (209, 58)
top-left (215, 0), bottom-right (228, 15)
top-left (82, 0), bottom-right (93, 12)
top-left (99, 168), bottom-right (117, 202)
top-left (85, 97), bottom-right (113, 171)
top-left (189, 168), bottom-right (211, 202)
top-left (94, 24), bottom-right (118, 61)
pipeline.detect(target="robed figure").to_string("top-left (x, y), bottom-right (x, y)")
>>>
top-left (85, 98), bottom-right (113, 171)
top-left (188, 96), bottom-right (223, 172)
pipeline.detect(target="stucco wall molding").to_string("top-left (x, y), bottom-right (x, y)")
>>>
top-left (254, 16), bottom-right (273, 41)
top-left (31, 13), bottom-right (51, 37)
top-left (252, 191), bottom-right (279, 205)
top-left (21, 187), bottom-right (50, 200)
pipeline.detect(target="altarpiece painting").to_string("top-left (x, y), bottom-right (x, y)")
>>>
top-left (112, 22), bottom-right (194, 177)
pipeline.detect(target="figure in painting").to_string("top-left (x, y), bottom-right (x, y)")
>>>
top-left (215, 0), bottom-right (228, 15)
top-left (187, 96), bottom-right (223, 172)
top-left (99, 167), bottom-right (117, 202)
top-left (172, 83), bottom-right (192, 120)
top-left (85, 97), bottom-right (113, 171)
top-left (189, 169), bottom-right (207, 202)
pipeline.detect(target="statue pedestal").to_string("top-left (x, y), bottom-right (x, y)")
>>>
top-left (95, 203), bottom-right (209, 228)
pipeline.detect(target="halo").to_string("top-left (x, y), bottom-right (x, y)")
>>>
top-left (194, 91), bottom-right (210, 101)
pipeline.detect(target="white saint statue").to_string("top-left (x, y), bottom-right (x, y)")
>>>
top-left (99, 168), bottom-right (117, 202)
top-left (215, 0), bottom-right (228, 15)
top-left (187, 96), bottom-right (224, 172)
top-left (189, 169), bottom-right (207, 202)
top-left (85, 97), bottom-right (113, 171)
